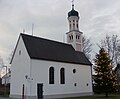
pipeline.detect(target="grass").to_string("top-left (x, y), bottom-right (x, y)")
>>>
top-left (60, 93), bottom-right (120, 99)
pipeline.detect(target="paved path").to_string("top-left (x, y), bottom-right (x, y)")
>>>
top-left (0, 97), bottom-right (9, 99)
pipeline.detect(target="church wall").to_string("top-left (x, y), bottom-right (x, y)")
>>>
top-left (30, 59), bottom-right (93, 98)
top-left (10, 36), bottom-right (93, 99)
top-left (10, 36), bottom-right (31, 98)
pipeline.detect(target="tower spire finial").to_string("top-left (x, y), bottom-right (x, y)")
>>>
top-left (72, 0), bottom-right (74, 9)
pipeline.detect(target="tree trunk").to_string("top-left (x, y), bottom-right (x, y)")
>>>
top-left (105, 92), bottom-right (108, 97)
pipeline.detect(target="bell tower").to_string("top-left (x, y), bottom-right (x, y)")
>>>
top-left (66, 2), bottom-right (83, 52)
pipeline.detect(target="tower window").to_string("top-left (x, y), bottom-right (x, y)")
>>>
top-left (73, 23), bottom-right (75, 28)
top-left (71, 35), bottom-right (73, 39)
top-left (73, 20), bottom-right (75, 22)
top-left (70, 24), bottom-right (71, 29)
top-left (60, 68), bottom-right (65, 84)
top-left (69, 36), bottom-right (71, 40)
top-left (77, 24), bottom-right (78, 28)
top-left (69, 35), bottom-right (73, 40)
top-left (76, 35), bottom-right (80, 39)
top-left (76, 35), bottom-right (77, 39)
top-left (49, 67), bottom-right (54, 84)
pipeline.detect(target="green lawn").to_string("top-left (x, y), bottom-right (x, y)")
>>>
top-left (60, 94), bottom-right (120, 99)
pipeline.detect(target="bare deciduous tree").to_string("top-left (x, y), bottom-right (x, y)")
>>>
top-left (0, 56), bottom-right (4, 78)
top-left (7, 51), bottom-right (13, 64)
top-left (82, 36), bottom-right (93, 60)
top-left (100, 34), bottom-right (120, 67)
top-left (0, 56), bottom-right (4, 67)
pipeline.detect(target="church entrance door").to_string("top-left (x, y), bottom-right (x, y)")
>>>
top-left (37, 83), bottom-right (43, 99)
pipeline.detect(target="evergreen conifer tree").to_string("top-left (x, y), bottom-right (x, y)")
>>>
top-left (94, 48), bottom-right (117, 97)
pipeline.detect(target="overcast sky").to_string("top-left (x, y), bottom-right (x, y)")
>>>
top-left (0, 0), bottom-right (120, 64)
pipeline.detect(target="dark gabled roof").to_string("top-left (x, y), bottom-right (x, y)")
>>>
top-left (21, 33), bottom-right (92, 65)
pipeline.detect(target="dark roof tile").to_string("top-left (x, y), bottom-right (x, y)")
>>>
top-left (21, 33), bottom-right (92, 65)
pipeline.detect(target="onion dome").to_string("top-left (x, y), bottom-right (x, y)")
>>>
top-left (68, 4), bottom-right (79, 17)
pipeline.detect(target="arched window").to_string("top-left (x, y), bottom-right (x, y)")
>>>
top-left (73, 23), bottom-right (75, 29)
top-left (71, 35), bottom-right (73, 39)
top-left (70, 24), bottom-right (71, 29)
top-left (77, 24), bottom-right (78, 28)
top-left (69, 35), bottom-right (71, 40)
top-left (49, 67), bottom-right (54, 84)
top-left (76, 35), bottom-right (80, 39)
top-left (76, 35), bottom-right (78, 39)
top-left (60, 68), bottom-right (65, 84)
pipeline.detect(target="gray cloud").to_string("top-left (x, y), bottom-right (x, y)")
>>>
top-left (0, 0), bottom-right (120, 64)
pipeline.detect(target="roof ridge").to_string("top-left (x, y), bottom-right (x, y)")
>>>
top-left (20, 33), bottom-right (72, 47)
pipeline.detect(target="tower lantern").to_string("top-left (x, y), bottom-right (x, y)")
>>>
top-left (66, 3), bottom-right (83, 52)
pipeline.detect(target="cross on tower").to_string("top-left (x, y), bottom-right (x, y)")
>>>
top-left (72, 0), bottom-right (74, 5)
top-left (72, 0), bottom-right (74, 9)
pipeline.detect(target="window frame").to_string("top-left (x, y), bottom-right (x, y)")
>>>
top-left (49, 67), bottom-right (54, 84)
top-left (60, 68), bottom-right (65, 84)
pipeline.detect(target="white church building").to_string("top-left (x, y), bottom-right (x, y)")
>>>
top-left (10, 4), bottom-right (93, 99)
